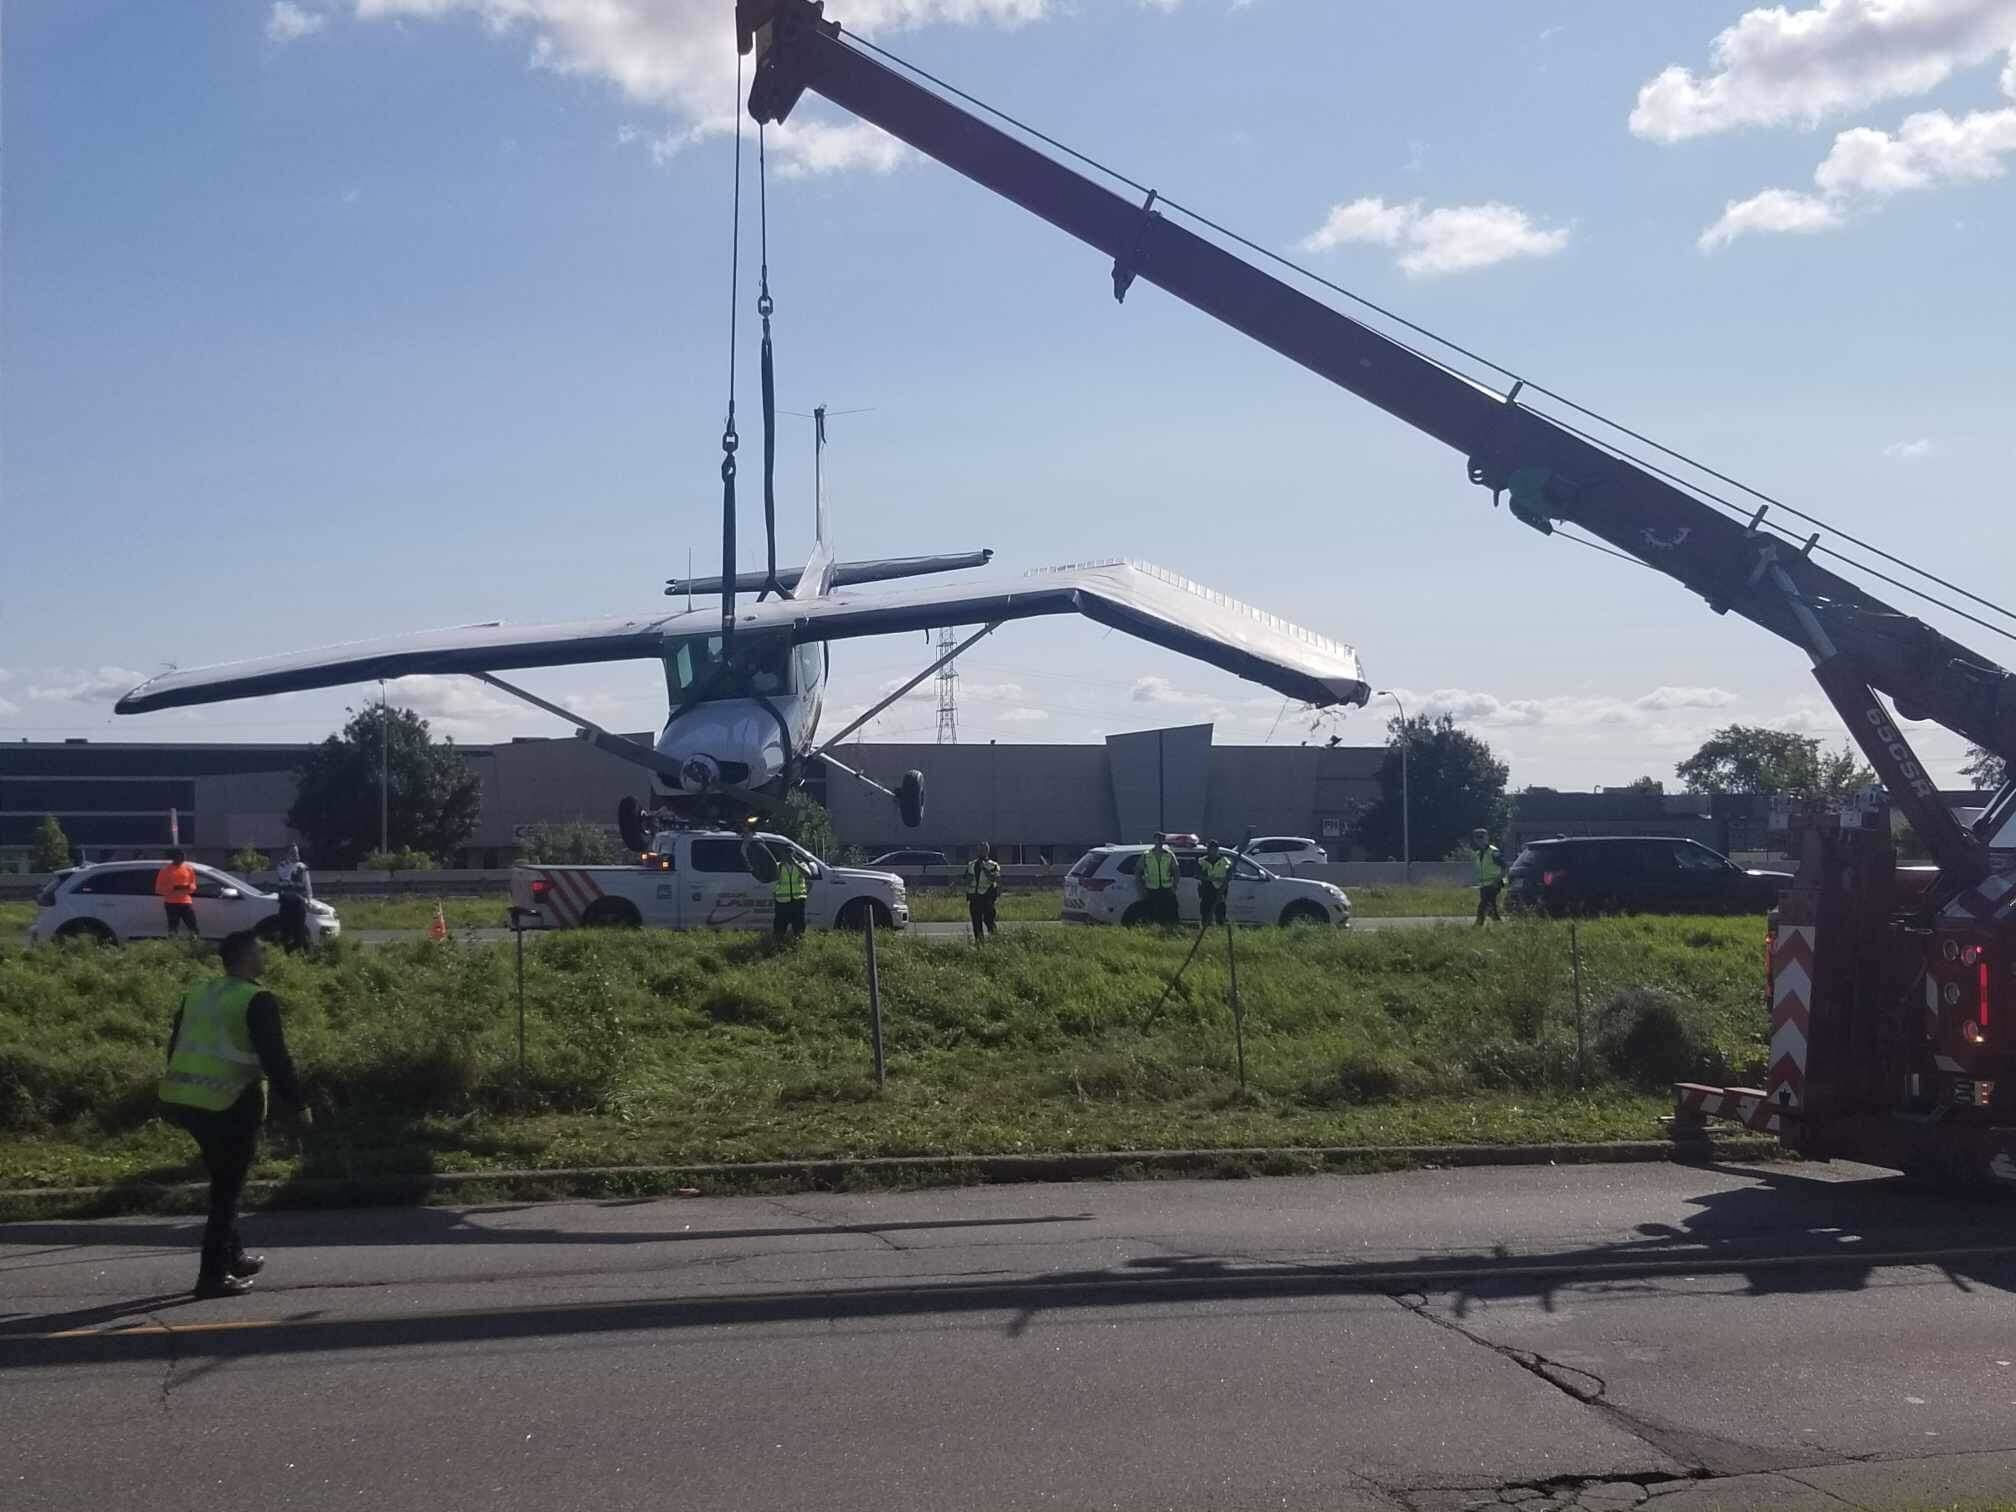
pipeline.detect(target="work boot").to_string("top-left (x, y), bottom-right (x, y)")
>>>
top-left (193, 1273), bottom-right (254, 1300)
top-left (229, 1251), bottom-right (266, 1277)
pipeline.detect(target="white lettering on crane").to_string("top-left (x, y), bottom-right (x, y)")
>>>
top-left (1861, 704), bottom-right (1939, 800)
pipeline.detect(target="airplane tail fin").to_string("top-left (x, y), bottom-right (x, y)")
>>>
top-left (801, 405), bottom-right (836, 597)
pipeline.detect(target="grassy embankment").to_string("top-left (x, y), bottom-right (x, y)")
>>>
top-left (0, 912), bottom-right (1766, 1198)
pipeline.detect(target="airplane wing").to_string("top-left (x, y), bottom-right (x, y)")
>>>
top-left (734, 558), bottom-right (1370, 709)
top-left (115, 610), bottom-right (704, 714)
top-left (118, 560), bottom-right (1367, 716)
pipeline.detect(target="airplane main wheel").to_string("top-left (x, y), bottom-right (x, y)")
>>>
top-left (617, 796), bottom-right (649, 854)
top-left (898, 769), bottom-right (926, 829)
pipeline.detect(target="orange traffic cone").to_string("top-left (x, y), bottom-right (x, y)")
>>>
top-left (428, 904), bottom-right (448, 942)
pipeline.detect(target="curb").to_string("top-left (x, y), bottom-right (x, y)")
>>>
top-left (0, 1136), bottom-right (1780, 1220)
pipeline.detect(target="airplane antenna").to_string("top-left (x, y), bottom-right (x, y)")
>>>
top-left (686, 549), bottom-right (694, 613)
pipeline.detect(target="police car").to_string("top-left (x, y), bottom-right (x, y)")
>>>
top-left (1061, 843), bottom-right (1350, 927)
top-left (27, 861), bottom-right (343, 945)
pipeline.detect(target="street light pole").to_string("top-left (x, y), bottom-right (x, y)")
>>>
top-left (379, 679), bottom-right (389, 857)
top-left (1378, 690), bottom-right (1410, 883)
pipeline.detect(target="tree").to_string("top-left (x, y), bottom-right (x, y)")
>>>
top-left (1352, 714), bottom-right (1509, 861)
top-left (226, 845), bottom-right (270, 875)
top-left (516, 821), bottom-right (623, 865)
top-left (1622, 775), bottom-right (1664, 795)
top-left (1963, 745), bottom-right (2009, 791)
top-left (769, 790), bottom-right (837, 859)
top-left (30, 815), bottom-right (73, 872)
top-left (288, 704), bottom-right (482, 869)
top-left (1675, 725), bottom-right (1874, 799)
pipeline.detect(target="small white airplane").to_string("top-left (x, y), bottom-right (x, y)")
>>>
top-left (117, 413), bottom-right (1371, 837)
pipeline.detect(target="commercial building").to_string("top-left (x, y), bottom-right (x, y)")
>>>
top-left (0, 726), bottom-right (1385, 870)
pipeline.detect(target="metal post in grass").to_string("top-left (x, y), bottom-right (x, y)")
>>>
top-left (1570, 915), bottom-right (1587, 1087)
top-left (1225, 916), bottom-right (1247, 1093)
top-left (865, 906), bottom-right (887, 1089)
top-left (509, 906), bottom-right (539, 1098)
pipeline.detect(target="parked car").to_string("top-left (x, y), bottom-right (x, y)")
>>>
top-left (1505, 836), bottom-right (1793, 916)
top-left (1239, 835), bottom-right (1329, 873)
top-left (513, 829), bottom-right (907, 931)
top-left (867, 849), bottom-right (953, 871)
top-left (1063, 844), bottom-right (1349, 927)
top-left (27, 861), bottom-right (343, 945)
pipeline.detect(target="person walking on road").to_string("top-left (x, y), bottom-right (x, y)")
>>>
top-left (772, 848), bottom-right (810, 940)
top-left (1139, 833), bottom-right (1180, 927)
top-left (1197, 840), bottom-right (1232, 927)
top-left (155, 848), bottom-right (200, 939)
top-left (965, 842), bottom-right (1002, 942)
top-left (159, 931), bottom-right (310, 1299)
top-left (273, 844), bottom-right (314, 953)
top-left (1472, 827), bottom-right (1506, 925)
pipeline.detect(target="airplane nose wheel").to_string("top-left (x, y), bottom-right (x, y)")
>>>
top-left (898, 769), bottom-right (926, 829)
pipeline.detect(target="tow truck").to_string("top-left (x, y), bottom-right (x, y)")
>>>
top-left (734, 0), bottom-right (2016, 1185)
top-left (512, 827), bottom-right (907, 932)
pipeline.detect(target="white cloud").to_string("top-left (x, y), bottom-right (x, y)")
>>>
top-left (1387, 684), bottom-right (1743, 736)
top-left (1131, 674), bottom-right (1216, 705)
top-left (1700, 101), bottom-right (2016, 247)
top-left (1697, 187), bottom-right (1844, 249)
top-left (1883, 437), bottom-right (1937, 460)
top-left (1300, 196), bottom-right (1569, 277)
top-left (268, 2), bottom-right (329, 43)
top-left (1632, 686), bottom-right (1741, 713)
top-left (354, 0), bottom-right (1044, 173)
top-left (0, 694), bottom-right (18, 717)
top-left (998, 706), bottom-right (1049, 723)
top-left (383, 674), bottom-right (523, 736)
top-left (1813, 105), bottom-right (2016, 192)
top-left (26, 667), bottom-right (149, 705)
top-left (1630, 0), bottom-right (2016, 142)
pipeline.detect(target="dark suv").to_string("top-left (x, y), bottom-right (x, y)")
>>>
top-left (1505, 836), bottom-right (1793, 916)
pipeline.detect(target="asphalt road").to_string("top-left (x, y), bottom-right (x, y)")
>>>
top-left (349, 915), bottom-right (1472, 946)
top-left (8, 1162), bottom-right (2016, 1510)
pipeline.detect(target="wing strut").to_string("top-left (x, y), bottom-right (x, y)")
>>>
top-left (805, 622), bottom-right (1001, 764)
top-left (468, 672), bottom-right (690, 787)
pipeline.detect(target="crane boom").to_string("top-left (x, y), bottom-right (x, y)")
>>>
top-left (735, 0), bottom-right (2013, 877)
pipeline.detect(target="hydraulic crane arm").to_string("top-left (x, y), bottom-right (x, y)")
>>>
top-left (735, 0), bottom-right (2014, 879)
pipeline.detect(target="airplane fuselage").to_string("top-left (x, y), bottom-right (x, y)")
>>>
top-left (653, 628), bottom-right (824, 798)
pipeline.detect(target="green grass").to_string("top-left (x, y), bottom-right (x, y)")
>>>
top-left (0, 912), bottom-right (1769, 1194)
top-left (1346, 882), bottom-right (1477, 918)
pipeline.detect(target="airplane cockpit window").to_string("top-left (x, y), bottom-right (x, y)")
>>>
top-left (664, 633), bottom-right (795, 703)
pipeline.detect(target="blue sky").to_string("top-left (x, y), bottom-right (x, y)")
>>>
top-left (5, 0), bottom-right (2013, 789)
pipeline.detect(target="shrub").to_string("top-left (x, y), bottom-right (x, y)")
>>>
top-left (227, 845), bottom-right (271, 875)
top-left (1595, 985), bottom-right (1729, 1090)
top-left (360, 848), bottom-right (438, 873)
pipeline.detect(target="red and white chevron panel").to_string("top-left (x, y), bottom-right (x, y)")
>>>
top-left (1673, 1083), bottom-right (1783, 1135)
top-left (1766, 924), bottom-right (1814, 1113)
top-left (537, 868), bottom-right (605, 928)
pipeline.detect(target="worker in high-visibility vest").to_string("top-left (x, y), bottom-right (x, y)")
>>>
top-left (965, 842), bottom-right (1002, 942)
top-left (772, 850), bottom-right (810, 939)
top-left (1198, 840), bottom-right (1233, 927)
top-left (1472, 827), bottom-right (1506, 925)
top-left (154, 847), bottom-right (200, 939)
top-left (158, 931), bottom-right (310, 1299)
top-left (1139, 833), bottom-right (1180, 927)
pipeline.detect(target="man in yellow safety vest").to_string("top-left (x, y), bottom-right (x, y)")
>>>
top-left (1139, 833), bottom-right (1180, 927)
top-left (773, 849), bottom-right (810, 939)
top-left (1473, 827), bottom-right (1507, 925)
top-left (158, 931), bottom-right (309, 1299)
top-left (1198, 840), bottom-right (1233, 927)
top-left (966, 842), bottom-right (1002, 941)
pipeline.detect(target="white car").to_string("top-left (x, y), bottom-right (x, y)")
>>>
top-left (511, 829), bottom-right (908, 932)
top-left (1240, 835), bottom-right (1329, 873)
top-left (27, 861), bottom-right (343, 946)
top-left (1062, 844), bottom-right (1350, 928)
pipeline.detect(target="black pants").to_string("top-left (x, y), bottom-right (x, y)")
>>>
top-left (1476, 884), bottom-right (1503, 924)
top-left (773, 899), bottom-right (806, 938)
top-left (1146, 888), bottom-right (1180, 926)
top-left (1198, 883), bottom-right (1226, 927)
top-left (163, 903), bottom-right (199, 938)
top-left (276, 889), bottom-right (312, 952)
top-left (968, 892), bottom-right (998, 940)
top-left (162, 1095), bottom-right (260, 1284)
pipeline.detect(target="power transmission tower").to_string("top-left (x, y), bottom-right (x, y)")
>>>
top-left (935, 624), bottom-right (960, 743)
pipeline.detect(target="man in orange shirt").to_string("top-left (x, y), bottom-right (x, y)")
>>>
top-left (155, 848), bottom-right (200, 938)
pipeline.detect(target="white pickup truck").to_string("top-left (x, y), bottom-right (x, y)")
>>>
top-left (509, 830), bottom-right (909, 932)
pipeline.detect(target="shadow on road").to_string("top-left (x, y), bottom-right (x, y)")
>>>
top-left (5, 1164), bottom-right (2013, 1365)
